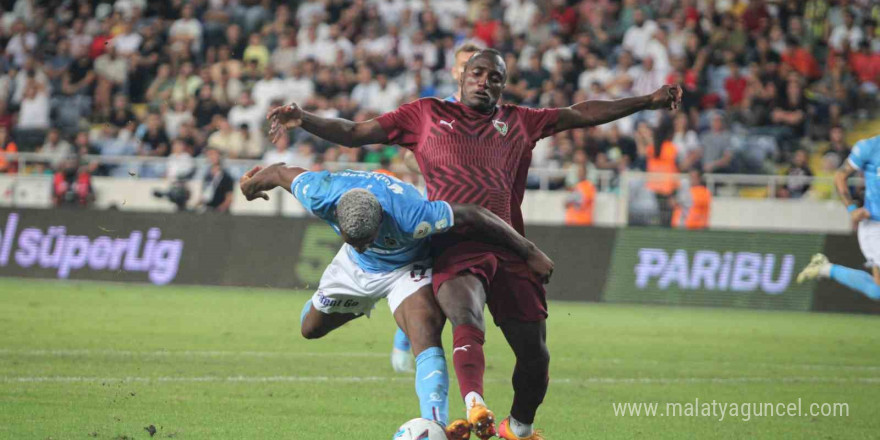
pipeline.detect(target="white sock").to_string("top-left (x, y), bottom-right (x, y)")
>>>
top-left (820, 263), bottom-right (832, 278)
top-left (464, 392), bottom-right (485, 413)
top-left (509, 416), bottom-right (533, 437)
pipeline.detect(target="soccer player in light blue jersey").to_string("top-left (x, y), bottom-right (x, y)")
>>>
top-left (239, 163), bottom-right (552, 439)
top-left (391, 42), bottom-right (481, 374)
top-left (798, 134), bottom-right (880, 300)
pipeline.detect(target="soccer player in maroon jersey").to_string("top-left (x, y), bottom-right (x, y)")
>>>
top-left (268, 49), bottom-right (682, 440)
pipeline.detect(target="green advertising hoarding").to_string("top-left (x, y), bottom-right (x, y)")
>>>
top-left (604, 228), bottom-right (824, 311)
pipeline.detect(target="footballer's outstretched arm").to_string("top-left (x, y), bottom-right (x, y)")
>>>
top-left (554, 85), bottom-right (683, 132)
top-left (450, 204), bottom-right (554, 282)
top-left (267, 103), bottom-right (389, 147)
top-left (239, 163), bottom-right (308, 201)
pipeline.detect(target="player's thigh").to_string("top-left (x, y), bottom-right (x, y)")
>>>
top-left (393, 285), bottom-right (446, 355)
top-left (301, 303), bottom-right (361, 339)
top-left (436, 273), bottom-right (487, 330)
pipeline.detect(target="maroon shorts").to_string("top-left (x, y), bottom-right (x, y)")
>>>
top-left (432, 241), bottom-right (548, 326)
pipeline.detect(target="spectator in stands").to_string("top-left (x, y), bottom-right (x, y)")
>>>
top-left (700, 112), bottom-right (736, 174)
top-left (771, 79), bottom-right (808, 141)
top-left (672, 112), bottom-right (701, 172)
top-left (38, 129), bottom-right (74, 170)
top-left (564, 162), bottom-right (596, 226)
top-left (93, 47), bottom-right (128, 118)
top-left (207, 115), bottom-right (246, 158)
top-left (107, 94), bottom-right (136, 129)
top-left (642, 121), bottom-right (679, 226)
top-left (137, 113), bottom-right (171, 157)
top-left (243, 33), bottom-right (270, 72)
top-left (166, 139), bottom-right (196, 181)
top-left (823, 126), bottom-right (850, 169)
top-left (16, 78), bottom-right (50, 131)
top-left (0, 127), bottom-right (18, 174)
top-left (201, 148), bottom-right (234, 213)
top-left (169, 3), bottom-right (203, 56)
top-left (780, 149), bottom-right (814, 199)
top-left (672, 168), bottom-right (711, 230)
top-left (262, 131), bottom-right (297, 165)
top-left (5, 20), bottom-right (36, 68)
top-left (53, 155), bottom-right (93, 208)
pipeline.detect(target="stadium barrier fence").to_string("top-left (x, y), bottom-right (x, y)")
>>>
top-left (0, 208), bottom-right (875, 314)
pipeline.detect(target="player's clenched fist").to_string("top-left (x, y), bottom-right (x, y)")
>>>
top-left (526, 245), bottom-right (554, 284)
top-left (649, 84), bottom-right (683, 111)
top-left (239, 165), bottom-right (271, 201)
top-left (267, 103), bottom-right (304, 143)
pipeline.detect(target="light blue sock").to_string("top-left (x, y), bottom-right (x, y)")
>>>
top-left (414, 346), bottom-right (449, 425)
top-left (830, 264), bottom-right (880, 300)
top-left (300, 299), bottom-right (312, 325)
top-left (393, 327), bottom-right (411, 351)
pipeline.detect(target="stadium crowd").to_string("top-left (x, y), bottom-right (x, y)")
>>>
top-left (0, 0), bottom-right (878, 212)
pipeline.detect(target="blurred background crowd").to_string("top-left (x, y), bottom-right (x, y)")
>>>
top-left (0, 0), bottom-right (878, 214)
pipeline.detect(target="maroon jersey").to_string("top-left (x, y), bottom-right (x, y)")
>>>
top-left (376, 98), bottom-right (559, 235)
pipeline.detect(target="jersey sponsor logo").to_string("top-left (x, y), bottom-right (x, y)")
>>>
top-left (439, 119), bottom-right (455, 130)
top-left (413, 221), bottom-right (432, 239)
top-left (492, 119), bottom-right (508, 136)
top-left (635, 248), bottom-right (794, 294)
top-left (316, 291), bottom-right (360, 308)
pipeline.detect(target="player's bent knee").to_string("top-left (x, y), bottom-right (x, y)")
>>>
top-left (300, 322), bottom-right (326, 340)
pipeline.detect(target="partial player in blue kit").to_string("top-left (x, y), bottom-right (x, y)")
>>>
top-left (798, 134), bottom-right (880, 300)
top-left (239, 163), bottom-right (553, 439)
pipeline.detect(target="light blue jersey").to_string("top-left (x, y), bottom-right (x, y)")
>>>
top-left (847, 135), bottom-right (880, 221)
top-left (444, 95), bottom-right (457, 102)
top-left (291, 170), bottom-right (454, 273)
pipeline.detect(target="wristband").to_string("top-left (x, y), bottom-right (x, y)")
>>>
top-left (847, 204), bottom-right (858, 213)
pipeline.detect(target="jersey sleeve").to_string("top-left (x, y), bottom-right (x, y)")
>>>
top-left (849, 137), bottom-right (877, 170)
top-left (519, 106), bottom-right (560, 144)
top-left (375, 98), bottom-right (424, 150)
top-left (393, 197), bottom-right (455, 240)
top-left (291, 170), bottom-right (334, 218)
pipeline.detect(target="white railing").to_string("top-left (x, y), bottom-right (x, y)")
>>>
top-left (0, 151), bottom-right (863, 196)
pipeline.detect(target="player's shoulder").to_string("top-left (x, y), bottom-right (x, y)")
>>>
top-left (854, 135), bottom-right (880, 155)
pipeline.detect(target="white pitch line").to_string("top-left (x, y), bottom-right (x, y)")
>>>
top-left (3, 376), bottom-right (880, 385)
top-left (0, 349), bottom-right (386, 358)
top-left (2, 349), bottom-right (879, 372)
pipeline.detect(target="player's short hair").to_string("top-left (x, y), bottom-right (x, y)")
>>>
top-left (455, 42), bottom-right (482, 59)
top-left (465, 48), bottom-right (507, 79)
top-left (337, 189), bottom-right (382, 244)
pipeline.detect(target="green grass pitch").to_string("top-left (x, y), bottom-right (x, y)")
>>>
top-left (1, 278), bottom-right (878, 439)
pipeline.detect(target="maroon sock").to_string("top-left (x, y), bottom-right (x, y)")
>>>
top-left (452, 324), bottom-right (486, 401)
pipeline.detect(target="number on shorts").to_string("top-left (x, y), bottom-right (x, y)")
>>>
top-left (410, 264), bottom-right (428, 282)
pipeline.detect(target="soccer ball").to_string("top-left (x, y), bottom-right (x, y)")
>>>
top-left (392, 418), bottom-right (446, 440)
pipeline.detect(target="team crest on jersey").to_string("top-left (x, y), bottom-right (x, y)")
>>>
top-left (413, 221), bottom-right (432, 239)
top-left (492, 119), bottom-right (508, 136)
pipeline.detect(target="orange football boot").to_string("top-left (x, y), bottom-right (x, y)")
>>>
top-left (445, 419), bottom-right (471, 440)
top-left (497, 417), bottom-right (544, 440)
top-left (467, 399), bottom-right (497, 439)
